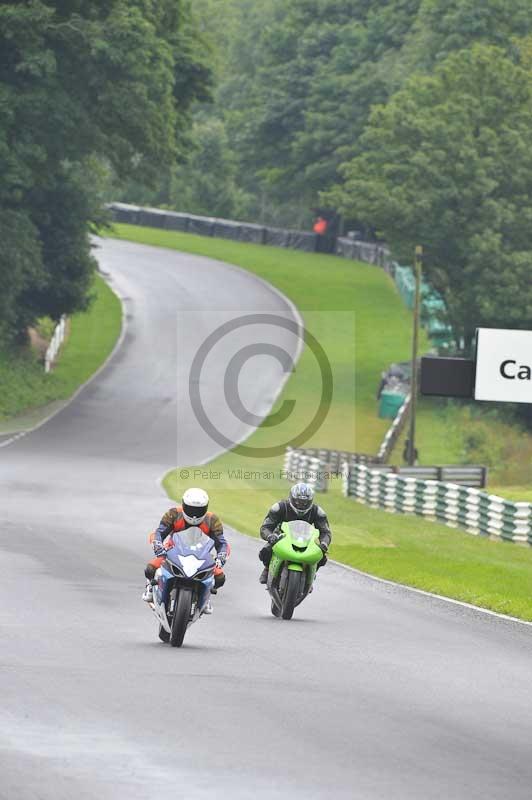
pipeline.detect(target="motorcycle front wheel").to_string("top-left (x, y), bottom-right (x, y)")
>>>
top-left (281, 570), bottom-right (301, 620)
top-left (271, 599), bottom-right (281, 617)
top-left (170, 587), bottom-right (193, 647)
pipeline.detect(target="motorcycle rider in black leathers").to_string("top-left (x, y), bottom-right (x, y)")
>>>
top-left (258, 482), bottom-right (332, 584)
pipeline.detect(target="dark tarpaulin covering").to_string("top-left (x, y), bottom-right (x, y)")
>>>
top-left (109, 203), bottom-right (141, 225)
top-left (264, 227), bottom-right (318, 252)
top-left (164, 212), bottom-right (190, 232)
top-left (286, 231), bottom-right (317, 252)
top-left (263, 227), bottom-right (288, 248)
top-left (239, 224), bottom-right (266, 244)
top-left (186, 215), bottom-right (215, 237)
top-left (213, 220), bottom-right (242, 241)
top-left (336, 237), bottom-right (392, 271)
top-left (137, 208), bottom-right (168, 229)
top-left (107, 203), bottom-right (319, 253)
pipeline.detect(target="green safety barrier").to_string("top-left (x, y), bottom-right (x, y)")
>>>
top-left (393, 263), bottom-right (454, 349)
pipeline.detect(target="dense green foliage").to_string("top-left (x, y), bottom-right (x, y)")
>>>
top-left (128, 0), bottom-right (532, 346)
top-left (329, 43), bottom-right (532, 346)
top-left (0, 0), bottom-right (209, 344)
top-left (132, 0), bottom-right (423, 224)
top-left (6, 0), bottom-right (532, 353)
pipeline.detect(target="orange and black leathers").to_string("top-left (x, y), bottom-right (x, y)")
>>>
top-left (146, 507), bottom-right (228, 582)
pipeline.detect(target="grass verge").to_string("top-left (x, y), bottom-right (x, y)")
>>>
top-left (113, 223), bottom-right (532, 620)
top-left (0, 273), bottom-right (122, 427)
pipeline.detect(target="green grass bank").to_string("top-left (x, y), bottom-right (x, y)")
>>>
top-left (112, 224), bottom-right (532, 620)
top-left (0, 273), bottom-right (122, 429)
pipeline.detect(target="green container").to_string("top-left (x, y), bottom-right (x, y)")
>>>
top-left (379, 391), bottom-right (406, 419)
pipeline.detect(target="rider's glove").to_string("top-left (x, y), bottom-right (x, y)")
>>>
top-left (267, 532), bottom-right (281, 546)
top-left (215, 554), bottom-right (226, 568)
top-left (152, 540), bottom-right (166, 558)
top-left (318, 541), bottom-right (329, 554)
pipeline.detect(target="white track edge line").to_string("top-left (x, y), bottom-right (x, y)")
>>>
top-left (329, 558), bottom-right (532, 628)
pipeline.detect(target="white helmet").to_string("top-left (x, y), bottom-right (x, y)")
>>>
top-left (182, 487), bottom-right (209, 525)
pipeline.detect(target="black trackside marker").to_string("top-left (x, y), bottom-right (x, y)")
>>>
top-left (420, 356), bottom-right (475, 398)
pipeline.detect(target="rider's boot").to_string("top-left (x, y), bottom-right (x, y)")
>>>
top-left (259, 567), bottom-right (268, 584)
top-left (142, 579), bottom-right (154, 602)
top-left (203, 600), bottom-right (213, 615)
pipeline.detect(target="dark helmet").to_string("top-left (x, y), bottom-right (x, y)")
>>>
top-left (289, 483), bottom-right (314, 515)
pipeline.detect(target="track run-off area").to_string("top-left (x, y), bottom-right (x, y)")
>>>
top-left (1, 238), bottom-right (532, 800)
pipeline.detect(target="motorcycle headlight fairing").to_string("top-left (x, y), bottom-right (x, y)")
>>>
top-left (178, 554), bottom-right (206, 578)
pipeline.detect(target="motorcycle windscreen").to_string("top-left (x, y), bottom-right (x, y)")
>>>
top-left (285, 520), bottom-right (315, 546)
top-left (169, 526), bottom-right (215, 561)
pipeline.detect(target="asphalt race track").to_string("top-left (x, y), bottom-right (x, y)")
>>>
top-left (1, 238), bottom-right (532, 800)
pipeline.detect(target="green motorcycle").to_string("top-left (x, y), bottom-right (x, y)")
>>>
top-left (267, 520), bottom-right (323, 619)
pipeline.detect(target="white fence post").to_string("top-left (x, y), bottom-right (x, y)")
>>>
top-left (44, 314), bottom-right (67, 373)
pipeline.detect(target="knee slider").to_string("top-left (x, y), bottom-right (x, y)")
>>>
top-left (145, 563), bottom-right (156, 580)
top-left (214, 571), bottom-right (226, 589)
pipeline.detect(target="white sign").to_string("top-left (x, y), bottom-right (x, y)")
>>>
top-left (475, 328), bottom-right (532, 403)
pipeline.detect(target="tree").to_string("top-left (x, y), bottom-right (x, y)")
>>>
top-left (0, 0), bottom-right (210, 342)
top-left (0, 211), bottom-right (44, 343)
top-left (221, 0), bottom-right (421, 223)
top-left (408, 0), bottom-right (532, 67)
top-left (167, 116), bottom-right (251, 219)
top-left (328, 44), bottom-right (532, 349)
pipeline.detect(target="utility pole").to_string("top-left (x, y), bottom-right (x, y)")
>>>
top-left (407, 245), bottom-right (423, 466)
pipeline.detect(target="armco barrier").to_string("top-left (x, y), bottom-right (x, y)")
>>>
top-left (285, 446), bottom-right (380, 476)
top-left (285, 446), bottom-right (487, 493)
top-left (342, 463), bottom-right (529, 543)
top-left (345, 463), bottom-right (487, 488)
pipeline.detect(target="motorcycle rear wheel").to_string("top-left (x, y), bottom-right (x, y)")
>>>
top-left (281, 570), bottom-right (301, 620)
top-left (170, 587), bottom-right (193, 647)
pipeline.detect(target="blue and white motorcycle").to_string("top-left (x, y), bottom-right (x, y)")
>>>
top-left (149, 527), bottom-right (216, 647)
